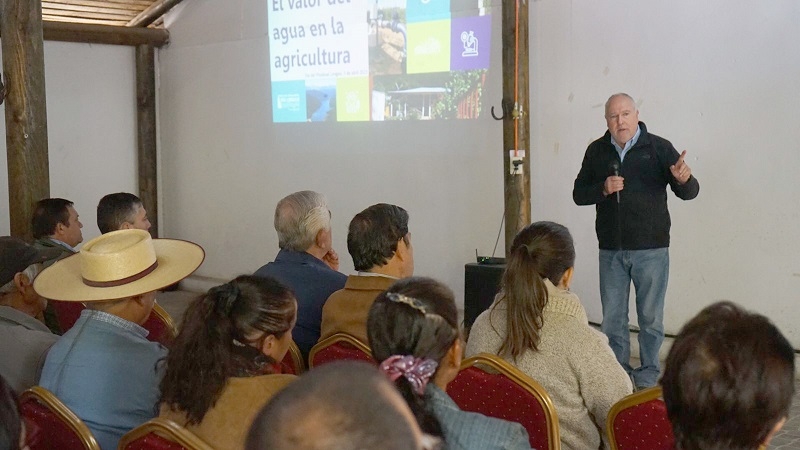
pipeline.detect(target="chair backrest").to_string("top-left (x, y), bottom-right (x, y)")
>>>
top-left (308, 333), bottom-right (374, 369)
top-left (143, 303), bottom-right (178, 348)
top-left (19, 386), bottom-right (100, 450)
top-left (51, 301), bottom-right (176, 347)
top-left (446, 353), bottom-right (561, 450)
top-left (607, 386), bottom-right (675, 450)
top-left (279, 341), bottom-right (306, 375)
top-left (50, 300), bottom-right (85, 333)
top-left (118, 418), bottom-right (214, 450)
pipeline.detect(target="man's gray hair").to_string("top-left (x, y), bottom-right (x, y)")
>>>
top-left (274, 191), bottom-right (331, 252)
top-left (605, 92), bottom-right (637, 117)
top-left (0, 264), bottom-right (41, 295)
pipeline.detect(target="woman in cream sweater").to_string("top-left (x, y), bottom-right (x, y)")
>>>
top-left (466, 221), bottom-right (632, 450)
top-left (159, 275), bottom-right (297, 450)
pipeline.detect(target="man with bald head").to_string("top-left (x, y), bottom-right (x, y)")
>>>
top-left (573, 93), bottom-right (700, 390)
top-left (246, 361), bottom-right (432, 450)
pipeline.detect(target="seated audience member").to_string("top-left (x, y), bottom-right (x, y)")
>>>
top-left (245, 361), bottom-right (431, 450)
top-left (320, 203), bottom-right (413, 343)
top-left (0, 238), bottom-right (60, 392)
top-left (466, 221), bottom-right (631, 450)
top-left (96, 192), bottom-right (152, 233)
top-left (253, 191), bottom-right (346, 360)
top-left (31, 198), bottom-right (83, 263)
top-left (369, 277), bottom-right (531, 450)
top-left (0, 374), bottom-right (25, 450)
top-left (661, 301), bottom-right (795, 450)
top-left (159, 275), bottom-right (298, 450)
top-left (31, 198), bottom-right (84, 334)
top-left (35, 229), bottom-right (204, 450)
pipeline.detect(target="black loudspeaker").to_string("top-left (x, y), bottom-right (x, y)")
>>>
top-left (464, 263), bottom-right (505, 330)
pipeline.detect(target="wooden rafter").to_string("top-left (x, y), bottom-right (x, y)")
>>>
top-left (39, 0), bottom-right (177, 28)
top-left (40, 21), bottom-right (169, 46)
top-left (127, 0), bottom-right (185, 28)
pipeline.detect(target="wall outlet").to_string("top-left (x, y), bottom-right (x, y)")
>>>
top-left (509, 149), bottom-right (525, 175)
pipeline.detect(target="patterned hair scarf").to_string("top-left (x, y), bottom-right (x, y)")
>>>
top-left (379, 355), bottom-right (438, 395)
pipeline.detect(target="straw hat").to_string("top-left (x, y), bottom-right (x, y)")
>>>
top-left (34, 229), bottom-right (204, 302)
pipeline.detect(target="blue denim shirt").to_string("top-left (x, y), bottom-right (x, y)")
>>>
top-left (39, 310), bottom-right (166, 450)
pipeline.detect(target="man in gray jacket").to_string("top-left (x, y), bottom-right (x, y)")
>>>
top-left (0, 237), bottom-right (60, 392)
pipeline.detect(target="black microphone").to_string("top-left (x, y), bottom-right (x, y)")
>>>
top-left (609, 161), bottom-right (620, 203)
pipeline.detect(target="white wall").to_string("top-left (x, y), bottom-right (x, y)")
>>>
top-left (530, 0), bottom-right (800, 347)
top-left (0, 42), bottom-right (139, 243)
top-left (159, 0), bottom-right (800, 347)
top-left (158, 0), bottom-right (506, 302)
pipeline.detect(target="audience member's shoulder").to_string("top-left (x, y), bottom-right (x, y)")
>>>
top-left (450, 408), bottom-right (531, 450)
top-left (251, 373), bottom-right (296, 388)
top-left (314, 265), bottom-right (347, 286)
top-left (467, 307), bottom-right (504, 344)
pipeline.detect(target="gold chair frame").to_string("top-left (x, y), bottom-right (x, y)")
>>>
top-left (308, 332), bottom-right (372, 369)
top-left (118, 418), bottom-right (214, 450)
top-left (607, 386), bottom-right (767, 450)
top-left (606, 386), bottom-right (665, 450)
top-left (286, 340), bottom-right (306, 374)
top-left (457, 353), bottom-right (561, 450)
top-left (20, 386), bottom-right (100, 450)
top-left (151, 302), bottom-right (178, 338)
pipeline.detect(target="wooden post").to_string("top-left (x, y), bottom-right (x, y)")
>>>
top-left (501, 0), bottom-right (530, 255)
top-left (1, 0), bottom-right (50, 239)
top-left (136, 45), bottom-right (159, 238)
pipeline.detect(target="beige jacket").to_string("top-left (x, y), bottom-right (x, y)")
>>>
top-left (465, 280), bottom-right (632, 450)
top-left (160, 374), bottom-right (295, 450)
top-left (320, 275), bottom-right (396, 343)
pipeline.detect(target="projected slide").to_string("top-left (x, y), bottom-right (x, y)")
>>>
top-left (268, 0), bottom-right (491, 122)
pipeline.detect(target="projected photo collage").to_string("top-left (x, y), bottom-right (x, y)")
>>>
top-left (269, 0), bottom-right (491, 122)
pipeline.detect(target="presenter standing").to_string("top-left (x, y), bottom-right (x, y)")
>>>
top-left (572, 93), bottom-right (699, 389)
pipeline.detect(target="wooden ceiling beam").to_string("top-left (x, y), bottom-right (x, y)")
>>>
top-left (43, 1), bottom-right (144, 12)
top-left (43, 15), bottom-right (127, 26)
top-left (42, 8), bottom-right (136, 21)
top-left (53, 0), bottom-right (151, 7)
top-left (36, 20), bottom-right (169, 46)
top-left (127, 0), bottom-right (184, 28)
top-left (43, 3), bottom-right (141, 15)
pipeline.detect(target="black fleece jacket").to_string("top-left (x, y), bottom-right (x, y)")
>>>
top-left (573, 122), bottom-right (699, 250)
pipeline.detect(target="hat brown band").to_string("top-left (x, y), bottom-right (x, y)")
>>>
top-left (82, 261), bottom-right (159, 288)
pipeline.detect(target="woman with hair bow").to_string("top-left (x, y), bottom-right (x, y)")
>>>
top-left (159, 275), bottom-right (298, 450)
top-left (368, 277), bottom-right (531, 450)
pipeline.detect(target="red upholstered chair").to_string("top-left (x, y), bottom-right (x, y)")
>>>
top-left (446, 353), bottom-right (561, 450)
top-left (308, 333), bottom-right (374, 369)
top-left (279, 341), bottom-right (306, 375)
top-left (49, 300), bottom-right (85, 333)
top-left (143, 303), bottom-right (178, 348)
top-left (50, 300), bottom-right (177, 348)
top-left (607, 386), bottom-right (675, 450)
top-left (118, 418), bottom-right (214, 450)
top-left (19, 386), bottom-right (100, 450)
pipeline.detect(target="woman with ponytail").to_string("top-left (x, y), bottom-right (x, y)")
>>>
top-left (159, 275), bottom-right (297, 450)
top-left (368, 277), bottom-right (531, 450)
top-left (466, 221), bottom-right (632, 450)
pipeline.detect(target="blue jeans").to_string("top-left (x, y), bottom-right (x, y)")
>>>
top-left (599, 248), bottom-right (669, 388)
